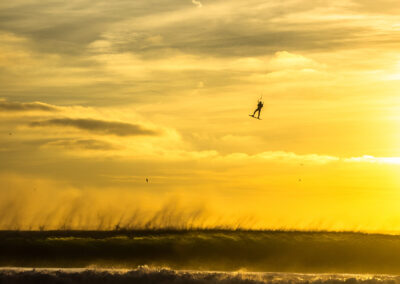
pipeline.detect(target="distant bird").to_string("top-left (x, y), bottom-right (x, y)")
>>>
top-left (146, 178), bottom-right (149, 183)
top-left (298, 178), bottom-right (302, 182)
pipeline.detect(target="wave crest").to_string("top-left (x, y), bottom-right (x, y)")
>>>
top-left (1, 267), bottom-right (400, 284)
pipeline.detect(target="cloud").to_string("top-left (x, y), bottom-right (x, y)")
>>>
top-left (192, 0), bottom-right (202, 8)
top-left (0, 0), bottom-right (398, 108)
top-left (222, 150), bottom-right (340, 165)
top-left (350, 0), bottom-right (400, 15)
top-left (29, 118), bottom-right (159, 136)
top-left (0, 0), bottom-right (389, 60)
top-left (44, 139), bottom-right (119, 151)
top-left (345, 155), bottom-right (400, 165)
top-left (0, 100), bottom-right (58, 112)
top-left (269, 51), bottom-right (321, 70)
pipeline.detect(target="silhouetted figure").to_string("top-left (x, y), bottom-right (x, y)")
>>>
top-left (146, 178), bottom-right (149, 183)
top-left (251, 100), bottom-right (264, 119)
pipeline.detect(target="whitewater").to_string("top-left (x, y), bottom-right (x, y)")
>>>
top-left (1, 267), bottom-right (400, 284)
top-left (3, 230), bottom-right (400, 283)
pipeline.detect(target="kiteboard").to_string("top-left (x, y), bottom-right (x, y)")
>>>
top-left (249, 115), bottom-right (261, 120)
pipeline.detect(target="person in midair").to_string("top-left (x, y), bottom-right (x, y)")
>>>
top-left (251, 99), bottom-right (264, 119)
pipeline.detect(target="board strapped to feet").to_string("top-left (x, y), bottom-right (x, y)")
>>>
top-left (249, 115), bottom-right (261, 120)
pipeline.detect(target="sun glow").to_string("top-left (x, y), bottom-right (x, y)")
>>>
top-left (346, 156), bottom-right (400, 165)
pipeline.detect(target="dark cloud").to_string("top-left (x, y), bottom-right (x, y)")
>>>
top-left (45, 138), bottom-right (119, 150)
top-left (0, 100), bottom-right (58, 112)
top-left (0, 137), bottom-right (117, 152)
top-left (29, 118), bottom-right (159, 136)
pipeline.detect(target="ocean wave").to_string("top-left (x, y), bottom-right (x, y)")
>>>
top-left (1, 267), bottom-right (400, 284)
top-left (3, 230), bottom-right (400, 274)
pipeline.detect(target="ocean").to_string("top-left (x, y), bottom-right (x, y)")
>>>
top-left (1, 267), bottom-right (400, 284)
top-left (2, 230), bottom-right (400, 283)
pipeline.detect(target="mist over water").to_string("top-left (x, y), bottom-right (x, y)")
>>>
top-left (0, 175), bottom-right (218, 230)
top-left (1, 174), bottom-right (397, 232)
top-left (0, 190), bottom-right (229, 231)
top-left (0, 176), bottom-right (290, 231)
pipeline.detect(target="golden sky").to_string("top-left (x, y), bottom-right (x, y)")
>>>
top-left (0, 0), bottom-right (400, 231)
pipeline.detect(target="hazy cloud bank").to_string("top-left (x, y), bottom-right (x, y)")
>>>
top-left (0, 100), bottom-right (58, 112)
top-left (29, 118), bottom-right (160, 136)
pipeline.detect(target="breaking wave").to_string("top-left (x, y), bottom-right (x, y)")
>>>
top-left (1, 267), bottom-right (400, 284)
top-left (3, 230), bottom-right (400, 274)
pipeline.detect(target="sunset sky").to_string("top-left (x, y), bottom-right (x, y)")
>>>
top-left (1, 0), bottom-right (400, 231)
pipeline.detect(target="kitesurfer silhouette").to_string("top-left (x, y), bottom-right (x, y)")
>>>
top-left (251, 99), bottom-right (264, 119)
